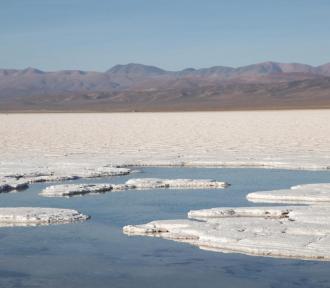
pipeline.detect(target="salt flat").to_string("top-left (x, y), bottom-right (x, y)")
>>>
top-left (1, 110), bottom-right (330, 175)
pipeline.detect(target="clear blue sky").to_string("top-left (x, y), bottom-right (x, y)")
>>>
top-left (1, 0), bottom-right (329, 71)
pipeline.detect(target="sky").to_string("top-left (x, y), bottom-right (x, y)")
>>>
top-left (0, 0), bottom-right (330, 71)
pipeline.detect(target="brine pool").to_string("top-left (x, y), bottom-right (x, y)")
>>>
top-left (1, 167), bottom-right (330, 288)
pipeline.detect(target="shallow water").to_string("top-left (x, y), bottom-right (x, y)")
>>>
top-left (1, 167), bottom-right (330, 288)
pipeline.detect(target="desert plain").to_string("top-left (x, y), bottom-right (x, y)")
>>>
top-left (1, 110), bottom-right (330, 174)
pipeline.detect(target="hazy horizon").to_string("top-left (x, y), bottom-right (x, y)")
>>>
top-left (2, 60), bottom-right (330, 73)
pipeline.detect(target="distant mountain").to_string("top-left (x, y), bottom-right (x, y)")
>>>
top-left (317, 63), bottom-right (330, 75)
top-left (1, 62), bottom-right (330, 111)
top-left (107, 63), bottom-right (166, 76)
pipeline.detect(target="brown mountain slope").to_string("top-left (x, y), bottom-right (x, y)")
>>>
top-left (1, 77), bottom-right (330, 112)
top-left (1, 62), bottom-right (330, 111)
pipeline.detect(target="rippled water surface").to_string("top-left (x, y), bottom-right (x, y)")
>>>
top-left (1, 167), bottom-right (330, 288)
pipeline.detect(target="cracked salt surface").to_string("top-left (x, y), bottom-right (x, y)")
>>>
top-left (124, 183), bottom-right (330, 261)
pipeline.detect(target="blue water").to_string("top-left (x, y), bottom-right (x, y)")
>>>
top-left (0, 167), bottom-right (330, 288)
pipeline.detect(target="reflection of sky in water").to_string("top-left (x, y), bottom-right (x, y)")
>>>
top-left (0, 167), bottom-right (330, 288)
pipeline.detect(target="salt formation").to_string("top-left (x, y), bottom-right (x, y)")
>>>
top-left (0, 166), bottom-right (131, 196)
top-left (73, 167), bottom-right (131, 178)
top-left (40, 178), bottom-right (229, 197)
top-left (247, 183), bottom-right (330, 203)
top-left (124, 183), bottom-right (330, 261)
top-left (41, 184), bottom-right (114, 197)
top-left (125, 178), bottom-right (229, 189)
top-left (0, 207), bottom-right (89, 227)
top-left (26, 175), bottom-right (80, 183)
top-left (0, 178), bottom-right (29, 193)
top-left (3, 166), bottom-right (131, 184)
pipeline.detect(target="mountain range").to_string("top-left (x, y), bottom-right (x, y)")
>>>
top-left (1, 61), bottom-right (330, 111)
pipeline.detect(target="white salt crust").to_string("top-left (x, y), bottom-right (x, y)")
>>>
top-left (1, 111), bottom-right (330, 179)
top-left (124, 184), bottom-right (330, 261)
